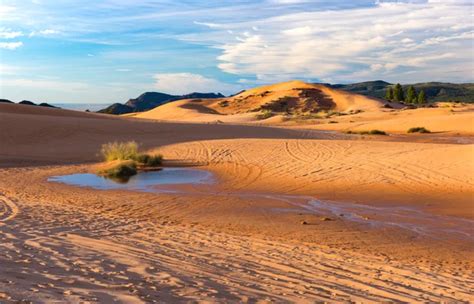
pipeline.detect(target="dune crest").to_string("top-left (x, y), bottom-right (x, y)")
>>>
top-left (130, 80), bottom-right (388, 122)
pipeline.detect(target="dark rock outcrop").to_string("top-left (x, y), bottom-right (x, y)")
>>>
top-left (97, 103), bottom-right (134, 115)
top-left (98, 91), bottom-right (225, 115)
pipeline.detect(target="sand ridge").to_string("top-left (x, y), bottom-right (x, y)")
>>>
top-left (128, 80), bottom-right (388, 121)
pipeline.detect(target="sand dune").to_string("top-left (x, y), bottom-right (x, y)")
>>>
top-left (128, 81), bottom-right (473, 137)
top-left (127, 99), bottom-right (258, 123)
top-left (293, 104), bottom-right (474, 135)
top-left (0, 102), bottom-right (473, 302)
top-left (214, 80), bottom-right (388, 114)
top-left (131, 80), bottom-right (389, 123)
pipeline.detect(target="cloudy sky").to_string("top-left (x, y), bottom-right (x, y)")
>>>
top-left (0, 0), bottom-right (472, 103)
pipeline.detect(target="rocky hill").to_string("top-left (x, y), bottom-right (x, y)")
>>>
top-left (98, 92), bottom-right (224, 114)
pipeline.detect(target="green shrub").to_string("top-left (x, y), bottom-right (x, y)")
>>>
top-left (100, 141), bottom-right (163, 169)
top-left (368, 129), bottom-right (387, 135)
top-left (256, 109), bottom-right (274, 120)
top-left (346, 129), bottom-right (387, 135)
top-left (98, 161), bottom-right (137, 179)
top-left (132, 153), bottom-right (150, 164)
top-left (407, 127), bottom-right (431, 133)
top-left (101, 141), bottom-right (138, 161)
top-left (145, 154), bottom-right (163, 167)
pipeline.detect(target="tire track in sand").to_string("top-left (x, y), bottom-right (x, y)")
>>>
top-left (0, 194), bottom-right (19, 222)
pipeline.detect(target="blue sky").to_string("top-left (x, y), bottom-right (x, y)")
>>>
top-left (0, 0), bottom-right (473, 103)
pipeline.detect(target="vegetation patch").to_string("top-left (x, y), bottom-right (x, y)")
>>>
top-left (101, 141), bottom-right (139, 162)
top-left (98, 141), bottom-right (163, 179)
top-left (132, 153), bottom-right (163, 167)
top-left (346, 129), bottom-right (387, 135)
top-left (256, 109), bottom-right (274, 120)
top-left (218, 100), bottom-right (229, 107)
top-left (97, 160), bottom-right (138, 180)
top-left (407, 127), bottom-right (431, 134)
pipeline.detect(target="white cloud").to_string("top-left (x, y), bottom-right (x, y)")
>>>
top-left (0, 28), bottom-right (23, 39)
top-left (29, 29), bottom-right (60, 37)
top-left (0, 5), bottom-right (15, 20)
top-left (181, 1), bottom-right (474, 83)
top-left (0, 41), bottom-right (23, 50)
top-left (115, 68), bottom-right (131, 72)
top-left (153, 73), bottom-right (240, 95)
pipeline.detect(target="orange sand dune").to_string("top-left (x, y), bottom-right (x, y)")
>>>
top-left (211, 80), bottom-right (388, 114)
top-left (290, 104), bottom-right (474, 135)
top-left (128, 99), bottom-right (258, 123)
top-left (0, 102), bottom-right (473, 302)
top-left (131, 80), bottom-right (390, 123)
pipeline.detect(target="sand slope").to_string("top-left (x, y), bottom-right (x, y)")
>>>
top-left (295, 104), bottom-right (474, 134)
top-left (213, 80), bottom-right (387, 114)
top-left (130, 80), bottom-right (389, 122)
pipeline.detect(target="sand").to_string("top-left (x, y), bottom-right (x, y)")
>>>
top-left (129, 81), bottom-right (473, 136)
top-left (1, 100), bottom-right (473, 302)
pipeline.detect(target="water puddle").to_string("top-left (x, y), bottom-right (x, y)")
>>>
top-left (48, 168), bottom-right (214, 192)
top-left (48, 169), bottom-right (473, 242)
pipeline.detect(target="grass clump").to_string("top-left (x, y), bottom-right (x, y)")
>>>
top-left (97, 160), bottom-right (137, 180)
top-left (256, 109), bottom-right (274, 120)
top-left (143, 154), bottom-right (163, 166)
top-left (131, 153), bottom-right (162, 166)
top-left (367, 129), bottom-right (387, 135)
top-left (346, 129), bottom-right (387, 135)
top-left (407, 127), bottom-right (431, 134)
top-left (101, 141), bottom-right (139, 162)
top-left (98, 141), bottom-right (163, 179)
top-left (100, 141), bottom-right (163, 167)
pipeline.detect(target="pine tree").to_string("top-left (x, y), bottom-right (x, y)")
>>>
top-left (393, 83), bottom-right (404, 102)
top-left (406, 86), bottom-right (416, 103)
top-left (385, 87), bottom-right (393, 101)
top-left (417, 90), bottom-right (426, 104)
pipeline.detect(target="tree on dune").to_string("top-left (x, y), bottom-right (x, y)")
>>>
top-left (406, 86), bottom-right (417, 104)
top-left (393, 83), bottom-right (404, 102)
top-left (385, 87), bottom-right (393, 101)
top-left (417, 90), bottom-right (426, 104)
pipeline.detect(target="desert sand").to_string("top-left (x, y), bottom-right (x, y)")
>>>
top-left (1, 84), bottom-right (474, 303)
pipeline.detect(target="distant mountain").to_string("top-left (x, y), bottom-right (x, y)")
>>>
top-left (38, 102), bottom-right (57, 108)
top-left (19, 100), bottom-right (36, 105)
top-left (124, 92), bottom-right (177, 112)
top-left (0, 99), bottom-right (13, 103)
top-left (98, 91), bottom-right (225, 114)
top-left (16, 100), bottom-right (58, 108)
top-left (98, 103), bottom-right (134, 115)
top-left (329, 81), bottom-right (474, 102)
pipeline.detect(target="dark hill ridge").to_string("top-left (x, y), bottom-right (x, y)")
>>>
top-left (19, 100), bottom-right (36, 106)
top-left (0, 99), bottom-right (59, 108)
top-left (99, 91), bottom-right (225, 114)
top-left (328, 81), bottom-right (474, 102)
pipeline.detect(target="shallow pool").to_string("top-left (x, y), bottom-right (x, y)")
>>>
top-left (48, 168), bottom-right (214, 192)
